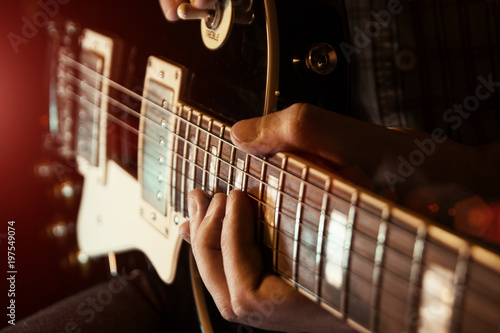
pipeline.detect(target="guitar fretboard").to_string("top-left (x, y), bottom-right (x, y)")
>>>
top-left (149, 101), bottom-right (500, 333)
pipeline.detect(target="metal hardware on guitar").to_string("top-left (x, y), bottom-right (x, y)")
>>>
top-left (177, 0), bottom-right (254, 50)
top-left (305, 43), bottom-right (338, 76)
top-left (177, 1), bottom-right (224, 29)
top-left (293, 42), bottom-right (339, 76)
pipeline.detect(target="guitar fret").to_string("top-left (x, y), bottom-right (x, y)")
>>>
top-left (214, 125), bottom-right (224, 193)
top-left (242, 154), bottom-right (250, 192)
top-left (258, 157), bottom-right (267, 221)
top-left (341, 190), bottom-right (359, 318)
top-left (405, 226), bottom-right (427, 332)
top-left (201, 119), bottom-right (213, 192)
top-left (369, 208), bottom-right (390, 332)
top-left (292, 165), bottom-right (308, 285)
top-left (227, 144), bottom-right (236, 194)
top-left (192, 112), bottom-right (202, 191)
top-left (276, 156), bottom-right (287, 281)
top-left (451, 246), bottom-right (470, 331)
top-left (258, 157), bottom-right (279, 269)
top-left (179, 108), bottom-right (192, 215)
top-left (171, 111), bottom-right (182, 211)
top-left (315, 179), bottom-right (330, 303)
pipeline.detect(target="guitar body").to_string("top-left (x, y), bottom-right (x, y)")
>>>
top-left (48, 1), bottom-right (500, 332)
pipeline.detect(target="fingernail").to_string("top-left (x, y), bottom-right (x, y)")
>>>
top-left (188, 196), bottom-right (198, 219)
top-left (232, 119), bottom-right (260, 144)
top-left (225, 191), bottom-right (234, 215)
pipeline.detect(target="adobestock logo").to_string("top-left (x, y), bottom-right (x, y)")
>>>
top-left (8, 0), bottom-right (71, 54)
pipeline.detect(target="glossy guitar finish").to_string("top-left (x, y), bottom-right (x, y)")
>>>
top-left (48, 1), bottom-right (500, 332)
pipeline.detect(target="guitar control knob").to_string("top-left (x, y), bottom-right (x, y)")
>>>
top-left (176, 0), bottom-right (253, 50)
top-left (305, 43), bottom-right (338, 75)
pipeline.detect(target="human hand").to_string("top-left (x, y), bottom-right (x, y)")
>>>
top-left (180, 103), bottom-right (494, 331)
top-left (229, 103), bottom-right (483, 218)
top-left (181, 189), bottom-right (356, 332)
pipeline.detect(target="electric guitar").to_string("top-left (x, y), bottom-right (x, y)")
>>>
top-left (47, 0), bottom-right (500, 332)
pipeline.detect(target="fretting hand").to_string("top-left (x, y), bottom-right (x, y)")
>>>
top-left (178, 103), bottom-right (499, 331)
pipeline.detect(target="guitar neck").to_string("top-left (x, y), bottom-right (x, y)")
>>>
top-left (155, 100), bottom-right (500, 333)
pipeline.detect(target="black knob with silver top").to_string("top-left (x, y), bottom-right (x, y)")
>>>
top-left (305, 43), bottom-right (338, 75)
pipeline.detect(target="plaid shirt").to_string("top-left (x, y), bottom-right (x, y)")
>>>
top-left (344, 0), bottom-right (500, 145)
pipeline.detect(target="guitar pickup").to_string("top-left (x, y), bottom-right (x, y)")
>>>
top-left (74, 29), bottom-right (120, 185)
top-left (139, 57), bottom-right (187, 220)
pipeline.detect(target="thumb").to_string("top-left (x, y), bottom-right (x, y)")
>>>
top-left (230, 103), bottom-right (396, 169)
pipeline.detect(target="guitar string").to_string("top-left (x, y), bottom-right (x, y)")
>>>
top-left (266, 229), bottom-right (411, 300)
top-left (60, 53), bottom-right (381, 216)
top-left (64, 82), bottom-right (353, 228)
top-left (59, 57), bottom-right (473, 282)
top-left (264, 235), bottom-right (480, 331)
top-left (59, 60), bottom-right (392, 226)
top-left (60, 67), bottom-right (469, 308)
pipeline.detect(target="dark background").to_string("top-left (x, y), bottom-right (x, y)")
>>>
top-left (0, 1), bottom-right (109, 328)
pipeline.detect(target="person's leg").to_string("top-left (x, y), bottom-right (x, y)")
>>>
top-left (1, 252), bottom-right (201, 333)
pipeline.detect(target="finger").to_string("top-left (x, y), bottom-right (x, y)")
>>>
top-left (159, 0), bottom-right (185, 21)
top-left (186, 189), bottom-right (210, 241)
top-left (230, 103), bottom-right (405, 171)
top-left (221, 190), bottom-right (262, 293)
top-left (190, 193), bottom-right (235, 318)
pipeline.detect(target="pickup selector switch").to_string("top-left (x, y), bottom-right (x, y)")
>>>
top-left (177, 0), bottom-right (254, 50)
top-left (177, 2), bottom-right (223, 29)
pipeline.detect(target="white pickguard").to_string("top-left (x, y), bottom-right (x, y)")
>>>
top-left (77, 160), bottom-right (183, 284)
top-left (74, 32), bottom-right (184, 284)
